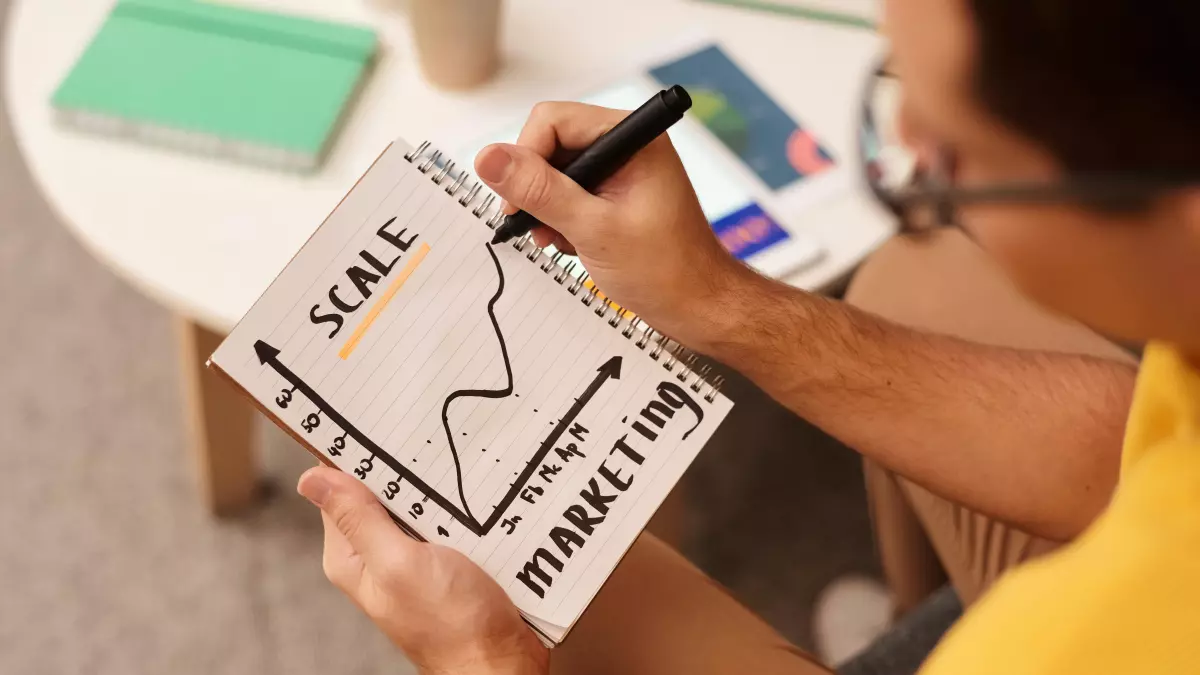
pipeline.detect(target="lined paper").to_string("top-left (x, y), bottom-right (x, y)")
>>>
top-left (212, 139), bottom-right (733, 639)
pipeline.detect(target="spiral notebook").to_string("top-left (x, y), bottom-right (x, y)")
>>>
top-left (208, 138), bottom-right (734, 645)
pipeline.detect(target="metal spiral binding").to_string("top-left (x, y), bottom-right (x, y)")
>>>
top-left (401, 140), bottom-right (726, 404)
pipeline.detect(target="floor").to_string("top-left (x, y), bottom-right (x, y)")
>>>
top-left (0, 5), bottom-right (879, 672)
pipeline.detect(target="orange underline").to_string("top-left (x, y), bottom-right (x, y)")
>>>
top-left (338, 242), bottom-right (431, 359)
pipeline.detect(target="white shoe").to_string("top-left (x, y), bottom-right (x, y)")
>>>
top-left (813, 575), bottom-right (893, 666)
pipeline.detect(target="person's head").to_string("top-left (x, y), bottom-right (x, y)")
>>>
top-left (882, 0), bottom-right (1200, 358)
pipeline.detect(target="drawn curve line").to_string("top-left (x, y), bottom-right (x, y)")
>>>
top-left (440, 243), bottom-right (513, 526)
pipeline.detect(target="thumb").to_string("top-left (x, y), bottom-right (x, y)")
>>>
top-left (474, 143), bottom-right (607, 241)
top-left (298, 467), bottom-right (412, 565)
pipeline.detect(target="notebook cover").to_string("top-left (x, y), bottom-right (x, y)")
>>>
top-left (52, 0), bottom-right (378, 161)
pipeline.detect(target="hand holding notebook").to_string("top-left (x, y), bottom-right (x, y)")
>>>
top-left (299, 467), bottom-right (550, 672)
top-left (210, 122), bottom-right (734, 650)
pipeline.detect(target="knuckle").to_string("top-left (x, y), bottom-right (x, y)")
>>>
top-left (529, 100), bottom-right (558, 122)
top-left (521, 165), bottom-right (556, 212)
top-left (330, 498), bottom-right (365, 541)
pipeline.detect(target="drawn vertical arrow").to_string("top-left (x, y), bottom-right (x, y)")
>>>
top-left (478, 355), bottom-right (622, 534)
top-left (255, 339), bottom-right (483, 533)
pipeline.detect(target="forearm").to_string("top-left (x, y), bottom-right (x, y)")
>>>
top-left (475, 99), bottom-right (1136, 541)
top-left (693, 267), bottom-right (1137, 540)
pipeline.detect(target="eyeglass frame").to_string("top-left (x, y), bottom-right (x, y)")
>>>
top-left (857, 58), bottom-right (1200, 233)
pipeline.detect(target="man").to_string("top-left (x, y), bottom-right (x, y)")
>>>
top-left (293, 0), bottom-right (1200, 673)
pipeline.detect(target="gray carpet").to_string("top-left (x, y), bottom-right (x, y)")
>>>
top-left (0, 103), bottom-right (414, 675)
top-left (0, 4), bottom-right (878, 671)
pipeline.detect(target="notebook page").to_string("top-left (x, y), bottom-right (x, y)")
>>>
top-left (211, 138), bottom-right (733, 629)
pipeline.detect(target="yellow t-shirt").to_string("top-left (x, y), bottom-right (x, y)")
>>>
top-left (920, 343), bottom-right (1200, 675)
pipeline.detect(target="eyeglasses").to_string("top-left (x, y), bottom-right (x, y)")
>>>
top-left (857, 59), bottom-right (1198, 233)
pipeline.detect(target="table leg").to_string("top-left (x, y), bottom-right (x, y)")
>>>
top-left (177, 317), bottom-right (259, 516)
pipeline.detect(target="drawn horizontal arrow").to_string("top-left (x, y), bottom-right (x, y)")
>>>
top-left (256, 339), bottom-right (622, 537)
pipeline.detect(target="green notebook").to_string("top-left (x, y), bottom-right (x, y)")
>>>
top-left (52, 0), bottom-right (379, 171)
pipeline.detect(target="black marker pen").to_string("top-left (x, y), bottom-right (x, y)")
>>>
top-left (490, 85), bottom-right (692, 245)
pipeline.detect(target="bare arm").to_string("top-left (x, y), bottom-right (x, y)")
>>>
top-left (697, 268), bottom-right (1136, 540)
top-left (473, 101), bottom-right (1138, 542)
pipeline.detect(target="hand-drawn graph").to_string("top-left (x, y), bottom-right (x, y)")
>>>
top-left (256, 243), bottom-right (623, 536)
top-left (439, 243), bottom-right (514, 527)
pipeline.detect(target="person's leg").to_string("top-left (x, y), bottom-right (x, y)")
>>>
top-left (551, 535), bottom-right (832, 675)
top-left (555, 229), bottom-right (1134, 675)
top-left (862, 459), bottom-right (946, 615)
top-left (844, 229), bottom-right (1134, 607)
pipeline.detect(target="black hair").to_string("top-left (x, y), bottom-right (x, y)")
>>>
top-left (969, 1), bottom-right (1200, 174)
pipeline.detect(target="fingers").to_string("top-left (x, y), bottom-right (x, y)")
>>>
top-left (482, 101), bottom-right (625, 228)
top-left (515, 101), bottom-right (628, 159)
top-left (531, 226), bottom-right (575, 254)
top-left (475, 143), bottom-right (608, 240)
top-left (298, 467), bottom-right (413, 568)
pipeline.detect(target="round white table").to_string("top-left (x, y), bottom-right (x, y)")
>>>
top-left (5, 0), bottom-right (893, 514)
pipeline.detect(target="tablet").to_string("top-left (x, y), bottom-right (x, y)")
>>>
top-left (451, 42), bottom-right (848, 279)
